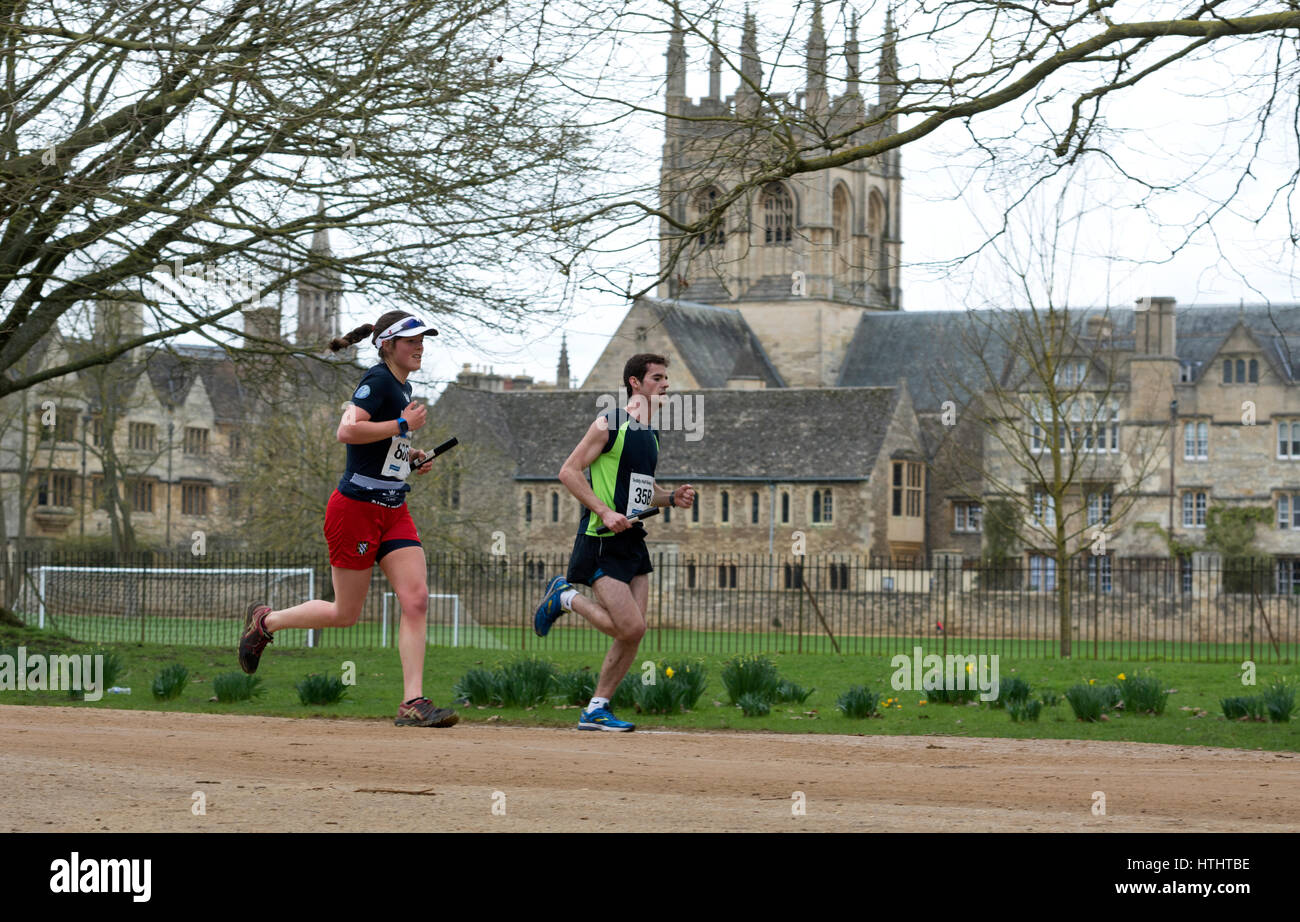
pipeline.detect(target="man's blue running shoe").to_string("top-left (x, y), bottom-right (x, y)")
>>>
top-left (578, 706), bottom-right (635, 732)
top-left (533, 575), bottom-right (572, 637)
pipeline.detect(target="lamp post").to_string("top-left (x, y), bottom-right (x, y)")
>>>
top-left (1169, 399), bottom-right (1178, 535)
top-left (165, 419), bottom-right (174, 546)
top-left (80, 413), bottom-right (90, 536)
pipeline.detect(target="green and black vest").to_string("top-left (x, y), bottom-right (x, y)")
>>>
top-left (577, 408), bottom-right (659, 537)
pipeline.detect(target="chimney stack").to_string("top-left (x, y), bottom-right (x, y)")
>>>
top-left (1134, 296), bottom-right (1176, 357)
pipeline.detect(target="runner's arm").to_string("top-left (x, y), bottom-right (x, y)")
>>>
top-left (652, 482), bottom-right (695, 508)
top-left (336, 403), bottom-right (402, 444)
top-left (559, 417), bottom-right (628, 531)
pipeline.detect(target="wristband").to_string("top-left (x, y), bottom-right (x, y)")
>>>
top-left (669, 491), bottom-right (675, 507)
top-left (397, 417), bottom-right (409, 437)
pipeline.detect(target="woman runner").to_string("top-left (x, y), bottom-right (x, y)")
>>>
top-left (237, 310), bottom-right (458, 728)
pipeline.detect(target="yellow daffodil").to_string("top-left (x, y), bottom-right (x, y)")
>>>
top-left (1088, 678), bottom-right (1096, 685)
top-left (965, 662), bottom-right (973, 672)
top-left (1117, 673), bottom-right (1126, 681)
top-left (665, 666), bottom-right (675, 679)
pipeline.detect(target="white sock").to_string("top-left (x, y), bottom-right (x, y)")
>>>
top-left (559, 588), bottom-right (578, 611)
top-left (588, 696), bottom-right (610, 712)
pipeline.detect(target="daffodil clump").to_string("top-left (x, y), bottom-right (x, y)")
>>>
top-left (629, 660), bottom-right (709, 714)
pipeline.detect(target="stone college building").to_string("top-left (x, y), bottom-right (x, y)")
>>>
top-left (433, 10), bottom-right (1300, 591)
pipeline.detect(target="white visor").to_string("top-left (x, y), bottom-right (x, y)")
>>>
top-left (373, 316), bottom-right (437, 344)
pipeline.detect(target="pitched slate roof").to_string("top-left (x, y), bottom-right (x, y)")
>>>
top-left (141, 344), bottom-right (357, 422)
top-left (837, 310), bottom-right (1018, 412)
top-left (145, 345), bottom-right (250, 420)
top-left (638, 297), bottom-right (785, 388)
top-left (432, 384), bottom-right (902, 481)
top-left (838, 303), bottom-right (1300, 409)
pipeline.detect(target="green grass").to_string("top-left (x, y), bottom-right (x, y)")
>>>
top-left (1, 622), bottom-right (1297, 751)
top-left (16, 611), bottom-right (1300, 663)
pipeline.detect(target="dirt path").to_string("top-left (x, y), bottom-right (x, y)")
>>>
top-left (2, 705), bottom-right (1296, 832)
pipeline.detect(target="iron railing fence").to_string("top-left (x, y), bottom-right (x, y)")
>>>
top-left (3, 550), bottom-right (1297, 662)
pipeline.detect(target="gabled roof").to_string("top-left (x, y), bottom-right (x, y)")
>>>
top-left (838, 303), bottom-right (1300, 405)
top-left (145, 345), bottom-right (248, 420)
top-left (432, 384), bottom-right (903, 481)
top-left (1151, 303), bottom-right (1300, 382)
top-left (638, 297), bottom-right (785, 389)
top-left (17, 321), bottom-right (365, 424)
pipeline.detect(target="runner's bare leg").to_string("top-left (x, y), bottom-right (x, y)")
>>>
top-left (590, 573), bottom-right (649, 700)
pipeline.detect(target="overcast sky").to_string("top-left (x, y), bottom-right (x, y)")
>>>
top-left (328, 1), bottom-right (1300, 400)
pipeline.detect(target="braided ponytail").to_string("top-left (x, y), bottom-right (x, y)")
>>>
top-left (328, 310), bottom-right (412, 353)
top-left (329, 325), bottom-right (374, 352)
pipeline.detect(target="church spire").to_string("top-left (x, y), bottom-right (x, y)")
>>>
top-left (666, 8), bottom-right (686, 101)
top-left (879, 5), bottom-right (899, 114)
top-left (311, 196), bottom-right (331, 254)
top-left (845, 8), bottom-right (860, 93)
top-left (298, 198), bottom-right (341, 348)
top-left (805, 0), bottom-right (827, 114)
top-left (708, 20), bottom-right (722, 101)
top-left (556, 333), bottom-right (571, 389)
top-left (739, 6), bottom-right (761, 95)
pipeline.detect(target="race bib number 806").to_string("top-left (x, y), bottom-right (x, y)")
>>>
top-left (384, 436), bottom-right (412, 481)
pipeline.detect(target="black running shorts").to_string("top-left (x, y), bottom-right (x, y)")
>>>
top-left (566, 529), bottom-right (653, 586)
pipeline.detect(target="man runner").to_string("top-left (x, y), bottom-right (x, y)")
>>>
top-left (531, 353), bottom-right (695, 731)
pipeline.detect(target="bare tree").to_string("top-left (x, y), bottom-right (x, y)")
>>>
top-left (0, 0), bottom-right (597, 397)
top-left (548, 1), bottom-right (1300, 298)
top-left (928, 211), bottom-right (1169, 657)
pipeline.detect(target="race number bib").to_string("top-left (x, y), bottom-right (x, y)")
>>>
top-left (383, 436), bottom-right (412, 481)
top-left (626, 472), bottom-right (654, 518)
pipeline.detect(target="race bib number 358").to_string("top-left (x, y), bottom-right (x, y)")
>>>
top-left (626, 472), bottom-right (654, 518)
top-left (384, 436), bottom-right (412, 481)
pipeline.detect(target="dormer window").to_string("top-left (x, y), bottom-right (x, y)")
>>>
top-left (1056, 361), bottom-right (1087, 387)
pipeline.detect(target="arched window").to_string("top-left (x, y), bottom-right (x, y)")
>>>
top-left (1236, 359), bottom-right (1246, 383)
top-left (692, 498), bottom-right (699, 522)
top-left (867, 190), bottom-right (886, 274)
top-left (751, 491), bottom-right (760, 524)
top-left (694, 186), bottom-right (725, 248)
top-left (524, 491), bottom-right (532, 524)
top-left (832, 185), bottom-right (850, 248)
top-left (551, 491), bottom-right (559, 522)
top-left (721, 490), bottom-right (730, 523)
top-left (1249, 359), bottom-right (1259, 383)
top-left (1223, 359), bottom-right (1232, 383)
top-left (762, 183), bottom-right (793, 244)
top-left (812, 489), bottom-right (822, 523)
top-left (832, 184), bottom-right (852, 282)
top-left (781, 492), bottom-right (790, 524)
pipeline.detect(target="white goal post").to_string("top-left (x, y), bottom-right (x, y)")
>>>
top-left (381, 592), bottom-right (460, 647)
top-left (23, 566), bottom-right (318, 644)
